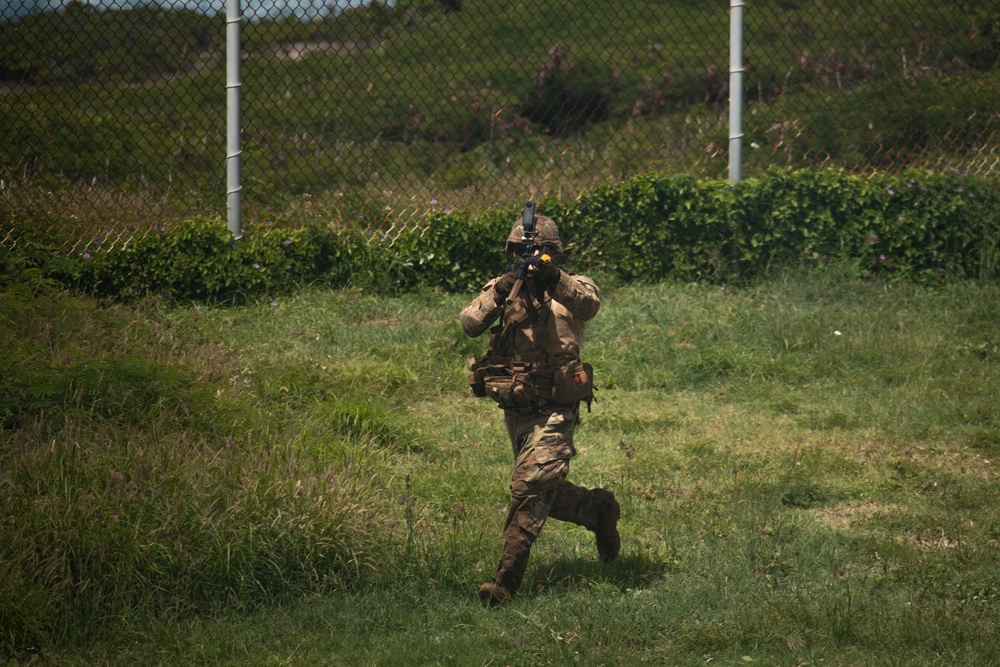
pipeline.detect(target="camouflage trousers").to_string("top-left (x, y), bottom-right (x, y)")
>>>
top-left (490, 404), bottom-right (598, 595)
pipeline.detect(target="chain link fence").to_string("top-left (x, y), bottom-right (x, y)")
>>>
top-left (2, 0), bottom-right (997, 252)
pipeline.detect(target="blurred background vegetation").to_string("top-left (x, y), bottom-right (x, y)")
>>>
top-left (1, 0), bottom-right (997, 251)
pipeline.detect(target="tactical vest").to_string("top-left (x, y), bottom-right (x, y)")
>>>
top-left (468, 285), bottom-right (593, 411)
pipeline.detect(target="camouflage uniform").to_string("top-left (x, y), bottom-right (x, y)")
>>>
top-left (461, 216), bottom-right (620, 606)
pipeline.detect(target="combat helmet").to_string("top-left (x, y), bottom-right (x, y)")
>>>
top-left (504, 214), bottom-right (564, 254)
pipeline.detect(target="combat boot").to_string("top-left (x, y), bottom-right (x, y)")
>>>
top-left (478, 581), bottom-right (513, 606)
top-left (480, 533), bottom-right (534, 606)
top-left (479, 544), bottom-right (529, 606)
top-left (480, 495), bottom-right (545, 606)
top-left (588, 489), bottom-right (621, 563)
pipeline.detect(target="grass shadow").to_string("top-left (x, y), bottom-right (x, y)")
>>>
top-left (527, 551), bottom-right (671, 599)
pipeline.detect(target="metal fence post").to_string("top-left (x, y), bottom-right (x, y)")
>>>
top-left (729, 0), bottom-right (745, 182)
top-left (226, 0), bottom-right (243, 241)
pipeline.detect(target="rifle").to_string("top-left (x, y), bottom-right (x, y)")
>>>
top-left (506, 200), bottom-right (552, 303)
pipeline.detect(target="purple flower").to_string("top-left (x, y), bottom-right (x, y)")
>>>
top-left (283, 239), bottom-right (292, 245)
top-left (866, 234), bottom-right (879, 246)
top-left (430, 198), bottom-right (439, 206)
top-left (83, 252), bottom-right (91, 260)
top-left (879, 254), bottom-right (886, 261)
top-left (887, 187), bottom-right (895, 196)
top-left (253, 263), bottom-right (261, 269)
top-left (270, 299), bottom-right (278, 307)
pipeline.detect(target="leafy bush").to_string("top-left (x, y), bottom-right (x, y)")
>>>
top-left (3, 167), bottom-right (995, 303)
top-left (555, 173), bottom-right (729, 282)
top-left (388, 207), bottom-right (511, 291)
top-left (66, 216), bottom-right (375, 303)
top-left (556, 167), bottom-right (996, 285)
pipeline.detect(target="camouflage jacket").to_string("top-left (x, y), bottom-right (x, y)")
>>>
top-left (460, 270), bottom-right (600, 368)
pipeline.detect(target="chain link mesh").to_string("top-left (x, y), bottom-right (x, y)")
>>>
top-left (2, 1), bottom-right (997, 252)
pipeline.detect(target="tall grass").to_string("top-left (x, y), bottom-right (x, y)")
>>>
top-left (3, 267), bottom-right (999, 664)
top-left (0, 282), bottom-right (391, 656)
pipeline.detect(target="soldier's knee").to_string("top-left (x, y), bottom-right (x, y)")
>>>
top-left (512, 457), bottom-right (569, 496)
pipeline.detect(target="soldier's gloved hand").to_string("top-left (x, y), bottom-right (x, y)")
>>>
top-left (536, 260), bottom-right (561, 289)
top-left (493, 270), bottom-right (517, 304)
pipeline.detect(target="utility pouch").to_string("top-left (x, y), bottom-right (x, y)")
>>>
top-left (483, 369), bottom-right (537, 409)
top-left (503, 297), bottom-right (534, 330)
top-left (467, 357), bottom-right (487, 397)
top-left (552, 360), bottom-right (594, 403)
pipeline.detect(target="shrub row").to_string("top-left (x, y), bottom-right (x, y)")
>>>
top-left (2, 167), bottom-right (996, 303)
top-left (557, 166), bottom-right (998, 285)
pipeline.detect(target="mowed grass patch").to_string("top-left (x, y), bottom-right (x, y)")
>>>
top-left (9, 267), bottom-right (1000, 665)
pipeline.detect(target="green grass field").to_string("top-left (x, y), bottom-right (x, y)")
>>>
top-left (2, 264), bottom-right (999, 665)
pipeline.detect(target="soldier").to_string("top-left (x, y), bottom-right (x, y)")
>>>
top-left (461, 210), bottom-right (621, 606)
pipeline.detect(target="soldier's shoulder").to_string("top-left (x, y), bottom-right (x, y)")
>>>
top-left (567, 272), bottom-right (599, 291)
top-left (479, 276), bottom-right (502, 292)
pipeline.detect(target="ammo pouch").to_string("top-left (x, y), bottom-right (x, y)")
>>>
top-left (470, 363), bottom-right (538, 409)
top-left (467, 357), bottom-right (488, 397)
top-left (469, 355), bottom-right (594, 409)
top-left (485, 369), bottom-right (537, 409)
top-left (552, 359), bottom-right (594, 404)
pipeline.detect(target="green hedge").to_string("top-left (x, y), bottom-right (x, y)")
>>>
top-left (2, 167), bottom-right (996, 302)
top-left (555, 167), bottom-right (997, 284)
